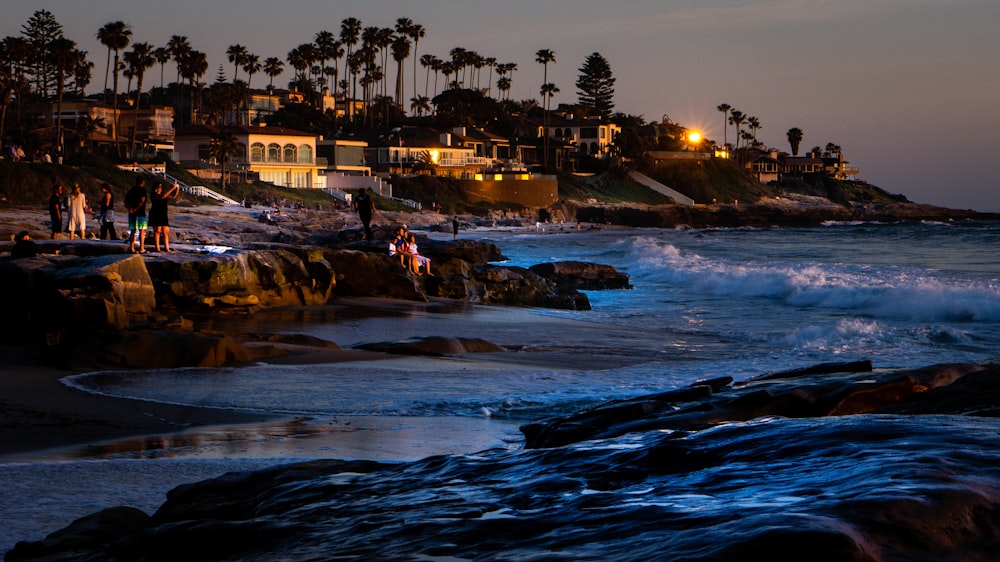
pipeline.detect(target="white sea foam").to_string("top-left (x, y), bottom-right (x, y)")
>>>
top-left (629, 237), bottom-right (1000, 323)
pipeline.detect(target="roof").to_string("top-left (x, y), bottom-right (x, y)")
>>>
top-left (174, 124), bottom-right (316, 138)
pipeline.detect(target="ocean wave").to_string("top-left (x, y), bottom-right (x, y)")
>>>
top-left (629, 237), bottom-right (1000, 323)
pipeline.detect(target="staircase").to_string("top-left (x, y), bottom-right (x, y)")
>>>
top-left (138, 166), bottom-right (240, 206)
top-left (627, 169), bottom-right (694, 206)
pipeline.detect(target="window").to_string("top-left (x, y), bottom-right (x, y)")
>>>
top-left (283, 144), bottom-right (297, 163)
top-left (590, 142), bottom-right (599, 154)
top-left (267, 143), bottom-right (280, 162)
top-left (235, 143), bottom-right (247, 163)
top-left (298, 144), bottom-right (312, 164)
top-left (580, 127), bottom-right (598, 139)
top-left (197, 144), bottom-right (211, 161)
top-left (578, 142), bottom-right (588, 155)
top-left (251, 143), bottom-right (265, 162)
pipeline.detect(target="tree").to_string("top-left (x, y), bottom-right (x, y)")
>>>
top-left (575, 52), bottom-right (615, 119)
top-left (97, 20), bottom-right (132, 154)
top-left (23, 10), bottom-right (63, 97)
top-left (340, 17), bottom-right (362, 96)
top-left (226, 44), bottom-right (248, 82)
top-left (153, 46), bottom-right (170, 89)
top-left (48, 37), bottom-right (77, 150)
top-left (786, 127), bottom-right (804, 156)
top-left (407, 22), bottom-right (425, 104)
top-left (716, 103), bottom-right (731, 148)
top-left (746, 116), bottom-right (761, 147)
top-left (409, 94), bottom-right (430, 116)
top-left (72, 49), bottom-right (93, 96)
top-left (242, 54), bottom-right (261, 90)
top-left (535, 49), bottom-right (556, 166)
top-left (728, 109), bottom-right (745, 151)
top-left (124, 42), bottom-right (155, 157)
top-left (166, 35), bottom-right (190, 88)
top-left (391, 34), bottom-right (410, 109)
top-left (209, 130), bottom-right (239, 192)
top-left (263, 56), bottom-right (283, 113)
top-left (313, 31), bottom-right (337, 90)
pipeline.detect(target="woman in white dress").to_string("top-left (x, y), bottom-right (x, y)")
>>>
top-left (67, 184), bottom-right (88, 240)
top-left (405, 234), bottom-right (433, 276)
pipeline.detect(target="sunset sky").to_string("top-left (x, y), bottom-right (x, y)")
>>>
top-left (5, 0), bottom-right (998, 210)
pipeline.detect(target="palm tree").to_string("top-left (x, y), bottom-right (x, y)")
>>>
top-left (242, 54), bottom-right (261, 89)
top-left (391, 35), bottom-right (411, 110)
top-left (716, 103), bottom-right (731, 148)
top-left (74, 114), bottom-right (105, 151)
top-left (407, 23), bottom-right (425, 103)
top-left (410, 95), bottom-right (430, 117)
top-left (97, 21), bottom-right (131, 153)
top-left (153, 46), bottom-right (170, 89)
top-left (125, 42), bottom-right (155, 157)
top-left (226, 44), bottom-right (248, 82)
top-left (787, 127), bottom-right (804, 156)
top-left (166, 35), bottom-right (190, 87)
top-left (313, 31), bottom-right (337, 90)
top-left (746, 116), bottom-right (761, 147)
top-left (262, 56), bottom-right (283, 113)
top-left (728, 109), bottom-right (745, 151)
top-left (209, 130), bottom-right (239, 192)
top-left (535, 49), bottom-right (556, 166)
top-left (180, 50), bottom-right (207, 123)
top-left (73, 50), bottom-right (94, 96)
top-left (48, 37), bottom-right (77, 151)
top-left (340, 17), bottom-right (362, 96)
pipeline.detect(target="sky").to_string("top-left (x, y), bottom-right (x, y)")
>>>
top-left (5, 0), bottom-right (999, 210)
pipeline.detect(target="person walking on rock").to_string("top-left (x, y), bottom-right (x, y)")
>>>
top-left (354, 188), bottom-right (375, 243)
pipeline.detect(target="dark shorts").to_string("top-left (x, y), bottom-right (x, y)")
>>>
top-left (50, 215), bottom-right (62, 233)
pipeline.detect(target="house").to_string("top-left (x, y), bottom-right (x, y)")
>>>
top-left (174, 124), bottom-right (323, 188)
top-left (743, 149), bottom-right (862, 184)
top-left (534, 110), bottom-right (620, 158)
top-left (35, 99), bottom-right (174, 157)
top-left (363, 126), bottom-right (487, 179)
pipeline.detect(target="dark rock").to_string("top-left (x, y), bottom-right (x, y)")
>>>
top-left (522, 361), bottom-right (996, 448)
top-left (529, 261), bottom-right (632, 290)
top-left (6, 506), bottom-right (150, 561)
top-left (354, 336), bottom-right (506, 356)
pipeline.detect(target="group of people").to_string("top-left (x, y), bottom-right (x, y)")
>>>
top-left (389, 226), bottom-right (434, 276)
top-left (46, 177), bottom-right (179, 253)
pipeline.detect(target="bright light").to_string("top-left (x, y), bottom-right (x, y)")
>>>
top-left (429, 149), bottom-right (440, 164)
top-left (688, 131), bottom-right (702, 143)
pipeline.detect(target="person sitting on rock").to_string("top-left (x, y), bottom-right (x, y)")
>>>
top-left (388, 226), bottom-right (416, 272)
top-left (9, 231), bottom-right (39, 258)
top-left (404, 233), bottom-right (433, 276)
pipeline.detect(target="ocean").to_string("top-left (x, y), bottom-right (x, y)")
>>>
top-left (3, 220), bottom-right (1000, 558)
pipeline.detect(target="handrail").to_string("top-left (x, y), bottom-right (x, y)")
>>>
top-left (135, 165), bottom-right (240, 205)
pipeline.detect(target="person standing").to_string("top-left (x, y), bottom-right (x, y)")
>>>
top-left (48, 184), bottom-right (64, 239)
top-left (66, 184), bottom-right (88, 240)
top-left (97, 183), bottom-right (117, 240)
top-left (149, 182), bottom-right (180, 252)
top-left (452, 216), bottom-right (460, 241)
top-left (125, 178), bottom-right (149, 254)
top-left (354, 188), bottom-right (375, 242)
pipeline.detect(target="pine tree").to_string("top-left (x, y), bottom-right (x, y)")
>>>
top-left (575, 52), bottom-right (615, 119)
top-left (21, 9), bottom-right (64, 97)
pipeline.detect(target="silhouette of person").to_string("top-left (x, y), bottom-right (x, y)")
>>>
top-left (354, 188), bottom-right (375, 242)
top-left (48, 184), bottom-right (63, 239)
